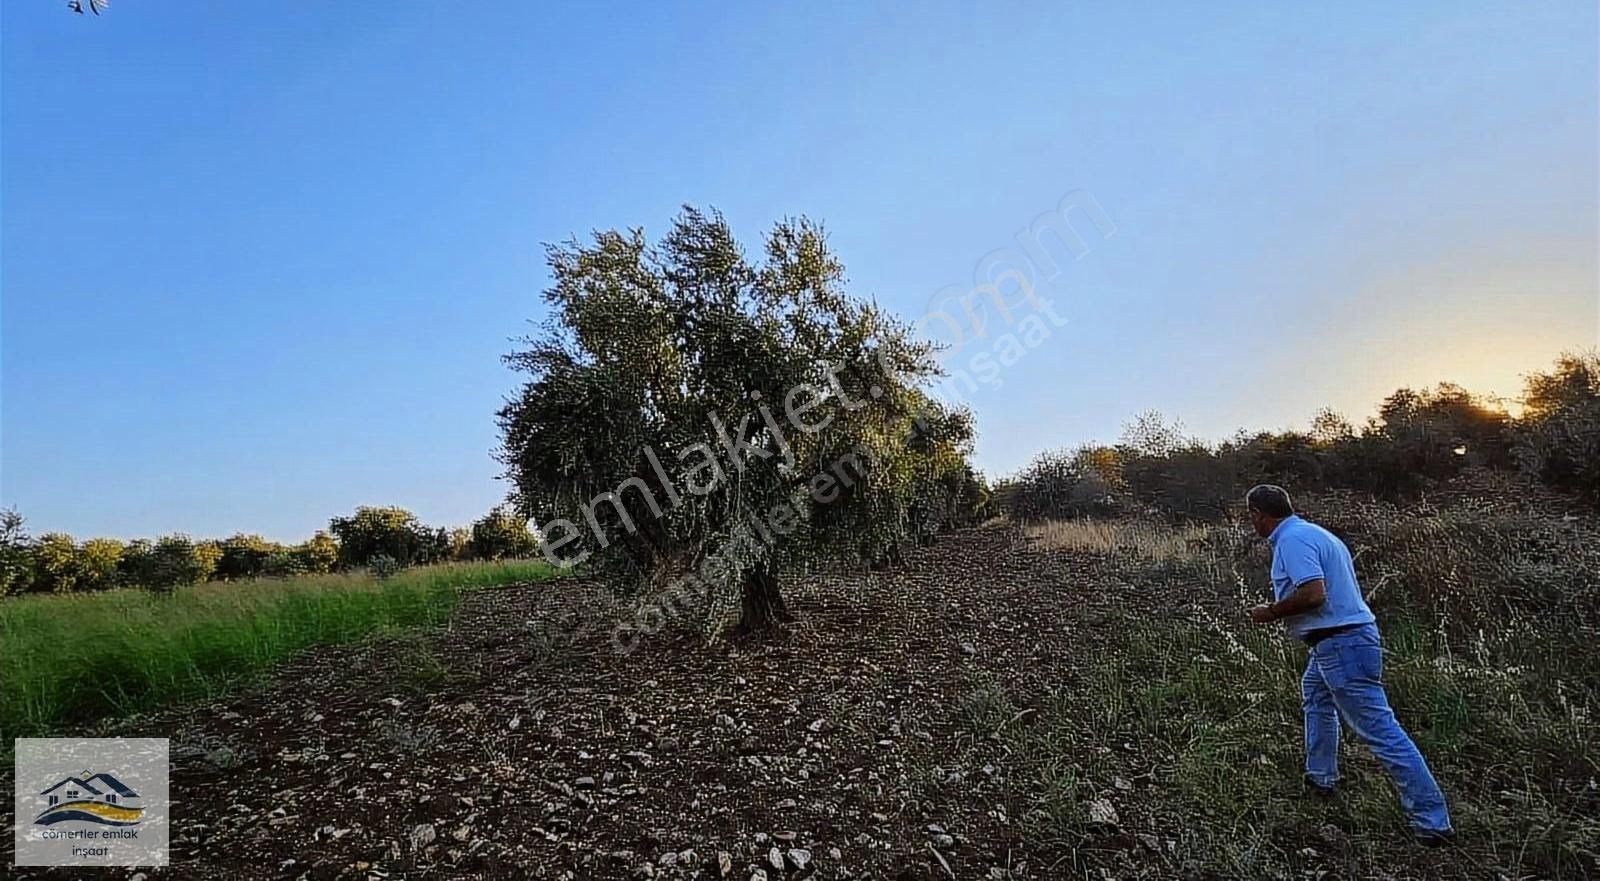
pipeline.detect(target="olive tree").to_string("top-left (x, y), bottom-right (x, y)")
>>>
top-left (498, 208), bottom-right (978, 635)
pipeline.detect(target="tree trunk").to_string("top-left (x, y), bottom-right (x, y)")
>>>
top-left (736, 563), bottom-right (792, 634)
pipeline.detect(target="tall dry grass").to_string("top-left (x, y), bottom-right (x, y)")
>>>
top-left (996, 502), bottom-right (1599, 878)
top-left (1023, 517), bottom-right (1208, 562)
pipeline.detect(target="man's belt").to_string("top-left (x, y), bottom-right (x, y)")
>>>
top-left (1302, 622), bottom-right (1366, 647)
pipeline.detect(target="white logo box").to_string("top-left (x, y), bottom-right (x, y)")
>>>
top-left (13, 738), bottom-right (170, 867)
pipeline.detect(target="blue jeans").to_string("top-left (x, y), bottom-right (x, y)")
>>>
top-left (1301, 623), bottom-right (1452, 833)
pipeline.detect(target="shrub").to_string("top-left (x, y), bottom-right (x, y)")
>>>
top-left (261, 551), bottom-right (308, 578)
top-left (368, 554), bottom-right (403, 579)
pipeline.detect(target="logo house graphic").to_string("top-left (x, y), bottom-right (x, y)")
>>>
top-left (34, 770), bottom-right (143, 827)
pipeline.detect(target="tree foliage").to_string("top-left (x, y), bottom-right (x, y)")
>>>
top-left (328, 506), bottom-right (438, 569)
top-left (216, 533), bottom-right (278, 580)
top-left (146, 535), bottom-right (217, 592)
top-left (33, 533), bottom-right (80, 594)
top-left (467, 507), bottom-right (537, 560)
top-left (0, 509), bottom-right (35, 596)
top-left (1513, 352), bottom-right (1600, 505)
top-left (1001, 352), bottom-right (1600, 522)
top-left (498, 207), bottom-right (980, 633)
top-left (78, 538), bottom-right (124, 592)
top-left (0, 508), bottom-right (469, 596)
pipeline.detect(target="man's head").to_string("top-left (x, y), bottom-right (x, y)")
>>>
top-left (1245, 484), bottom-right (1294, 537)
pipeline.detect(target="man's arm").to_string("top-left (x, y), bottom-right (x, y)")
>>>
top-left (1248, 578), bottom-right (1326, 623)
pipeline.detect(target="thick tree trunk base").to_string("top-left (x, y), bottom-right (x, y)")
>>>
top-left (736, 566), bottom-right (792, 634)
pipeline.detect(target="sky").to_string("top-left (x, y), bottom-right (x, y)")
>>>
top-left (3, 1), bottom-right (1596, 541)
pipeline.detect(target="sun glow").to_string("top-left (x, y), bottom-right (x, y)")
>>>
top-left (1322, 249), bottom-right (1596, 420)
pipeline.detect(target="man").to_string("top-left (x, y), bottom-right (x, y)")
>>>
top-left (1243, 484), bottom-right (1454, 844)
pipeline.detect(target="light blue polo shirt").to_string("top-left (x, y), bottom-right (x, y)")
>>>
top-left (1268, 514), bottom-right (1376, 641)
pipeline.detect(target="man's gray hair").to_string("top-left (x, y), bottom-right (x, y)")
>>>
top-left (1246, 484), bottom-right (1294, 518)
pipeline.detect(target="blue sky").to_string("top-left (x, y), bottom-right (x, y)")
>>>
top-left (3, 1), bottom-right (1595, 541)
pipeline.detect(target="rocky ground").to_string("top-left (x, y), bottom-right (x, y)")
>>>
top-left (8, 526), bottom-right (1134, 881)
top-left (6, 525), bottom-right (1502, 880)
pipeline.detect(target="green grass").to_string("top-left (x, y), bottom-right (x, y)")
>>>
top-left (0, 559), bottom-right (558, 740)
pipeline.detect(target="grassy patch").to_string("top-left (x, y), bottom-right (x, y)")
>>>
top-left (0, 559), bottom-right (558, 739)
top-left (999, 614), bottom-right (1598, 877)
top-left (996, 515), bottom-right (1599, 878)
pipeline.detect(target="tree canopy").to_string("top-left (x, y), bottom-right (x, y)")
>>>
top-left (498, 208), bottom-right (984, 635)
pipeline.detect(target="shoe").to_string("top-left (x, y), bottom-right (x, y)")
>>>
top-left (1413, 828), bottom-right (1456, 847)
top-left (1302, 774), bottom-right (1336, 799)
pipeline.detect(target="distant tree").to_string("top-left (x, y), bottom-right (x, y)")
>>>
top-left (1321, 383), bottom-right (1513, 497)
top-left (1234, 430), bottom-right (1323, 488)
top-left (467, 507), bottom-right (538, 560)
top-left (448, 527), bottom-right (472, 561)
top-left (215, 534), bottom-right (280, 580)
top-left (1119, 410), bottom-right (1186, 459)
top-left (418, 527), bottom-right (453, 566)
top-left (1379, 383), bottom-right (1511, 465)
top-left (0, 508), bottom-right (34, 595)
top-left (1144, 442), bottom-right (1243, 520)
top-left (118, 538), bottom-right (156, 588)
top-left (1523, 352), bottom-right (1600, 416)
top-left (77, 538), bottom-right (124, 591)
top-left (1003, 445), bottom-right (1117, 521)
top-left (1308, 408), bottom-right (1356, 445)
top-left (897, 397), bottom-right (987, 542)
top-left (1114, 413), bottom-right (1240, 519)
top-left (33, 533), bottom-right (80, 594)
top-left (196, 540), bottom-right (224, 581)
top-left (144, 535), bottom-right (213, 591)
top-left (497, 208), bottom-right (971, 634)
top-left (1513, 352), bottom-right (1600, 505)
top-left (295, 531), bottom-right (340, 573)
top-left (328, 506), bottom-right (434, 568)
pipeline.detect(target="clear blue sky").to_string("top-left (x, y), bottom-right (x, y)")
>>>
top-left (3, 2), bottom-right (1595, 541)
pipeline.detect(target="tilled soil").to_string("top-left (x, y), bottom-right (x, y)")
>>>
top-left (10, 526), bottom-right (1145, 880)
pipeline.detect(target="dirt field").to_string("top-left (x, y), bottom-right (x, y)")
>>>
top-left (4, 525), bottom-right (1539, 880)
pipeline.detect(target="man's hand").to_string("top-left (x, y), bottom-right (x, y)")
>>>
top-left (1247, 603), bottom-right (1277, 624)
